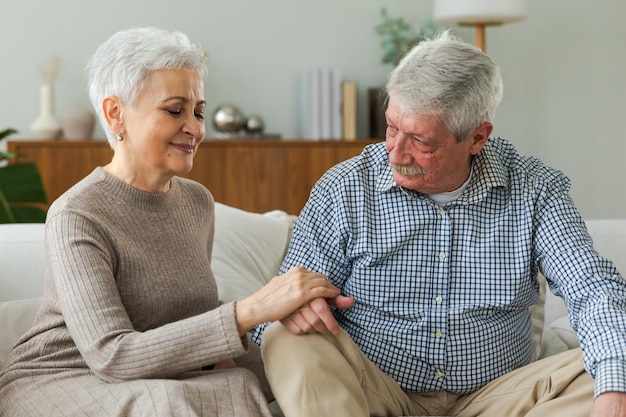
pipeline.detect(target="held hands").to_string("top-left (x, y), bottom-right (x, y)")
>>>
top-left (279, 295), bottom-right (355, 336)
top-left (235, 266), bottom-right (352, 336)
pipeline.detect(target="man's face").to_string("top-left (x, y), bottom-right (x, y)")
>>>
top-left (384, 95), bottom-right (490, 195)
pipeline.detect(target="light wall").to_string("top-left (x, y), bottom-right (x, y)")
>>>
top-left (0, 0), bottom-right (624, 219)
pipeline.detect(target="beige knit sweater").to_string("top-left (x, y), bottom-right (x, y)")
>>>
top-left (0, 168), bottom-right (271, 417)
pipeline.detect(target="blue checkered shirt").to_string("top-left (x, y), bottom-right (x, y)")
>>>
top-left (252, 138), bottom-right (626, 396)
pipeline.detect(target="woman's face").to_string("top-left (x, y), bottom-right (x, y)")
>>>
top-left (118, 67), bottom-right (205, 187)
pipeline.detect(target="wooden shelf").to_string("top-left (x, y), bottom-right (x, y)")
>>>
top-left (8, 139), bottom-right (381, 215)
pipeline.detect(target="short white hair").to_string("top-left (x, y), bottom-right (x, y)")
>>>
top-left (386, 30), bottom-right (503, 142)
top-left (86, 27), bottom-right (207, 147)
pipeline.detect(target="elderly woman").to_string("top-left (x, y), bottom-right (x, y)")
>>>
top-left (0, 27), bottom-right (341, 417)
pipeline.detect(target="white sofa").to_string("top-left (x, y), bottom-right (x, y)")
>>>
top-left (1, 203), bottom-right (625, 412)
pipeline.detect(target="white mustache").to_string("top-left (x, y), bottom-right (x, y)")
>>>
top-left (391, 163), bottom-right (426, 176)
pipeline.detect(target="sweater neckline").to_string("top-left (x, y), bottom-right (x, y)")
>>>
top-left (94, 167), bottom-right (182, 212)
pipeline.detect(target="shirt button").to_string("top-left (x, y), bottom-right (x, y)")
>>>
top-left (435, 330), bottom-right (443, 338)
top-left (439, 207), bottom-right (446, 216)
top-left (438, 252), bottom-right (446, 260)
top-left (435, 296), bottom-right (443, 304)
top-left (435, 370), bottom-right (444, 378)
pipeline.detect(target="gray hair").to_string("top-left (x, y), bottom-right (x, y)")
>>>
top-left (86, 27), bottom-right (207, 147)
top-left (385, 30), bottom-right (503, 142)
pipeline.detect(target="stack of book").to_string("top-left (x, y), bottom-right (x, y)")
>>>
top-left (298, 68), bottom-right (357, 141)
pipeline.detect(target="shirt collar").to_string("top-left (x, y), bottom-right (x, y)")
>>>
top-left (468, 138), bottom-right (509, 194)
top-left (376, 159), bottom-right (396, 193)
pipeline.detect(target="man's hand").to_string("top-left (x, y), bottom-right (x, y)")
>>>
top-left (590, 392), bottom-right (626, 417)
top-left (280, 295), bottom-right (355, 336)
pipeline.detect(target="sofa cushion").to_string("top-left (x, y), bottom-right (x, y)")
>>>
top-left (549, 316), bottom-right (579, 348)
top-left (212, 203), bottom-right (295, 304)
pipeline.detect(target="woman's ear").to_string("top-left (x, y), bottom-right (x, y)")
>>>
top-left (102, 96), bottom-right (123, 133)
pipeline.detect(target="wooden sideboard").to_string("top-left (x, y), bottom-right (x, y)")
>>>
top-left (8, 139), bottom-right (381, 215)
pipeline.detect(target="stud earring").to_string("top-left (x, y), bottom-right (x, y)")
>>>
top-left (116, 133), bottom-right (124, 141)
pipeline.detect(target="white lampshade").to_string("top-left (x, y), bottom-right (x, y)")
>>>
top-left (434, 0), bottom-right (527, 25)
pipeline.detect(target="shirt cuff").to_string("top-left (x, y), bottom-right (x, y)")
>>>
top-left (594, 359), bottom-right (626, 397)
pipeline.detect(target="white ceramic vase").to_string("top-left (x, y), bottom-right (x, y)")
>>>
top-left (29, 83), bottom-right (62, 140)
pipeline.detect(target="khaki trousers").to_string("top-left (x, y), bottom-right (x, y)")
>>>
top-left (261, 322), bottom-right (593, 417)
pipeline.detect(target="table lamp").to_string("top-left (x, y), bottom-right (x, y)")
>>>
top-left (433, 0), bottom-right (527, 51)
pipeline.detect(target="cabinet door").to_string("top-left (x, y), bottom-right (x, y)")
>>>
top-left (187, 142), bottom-right (286, 213)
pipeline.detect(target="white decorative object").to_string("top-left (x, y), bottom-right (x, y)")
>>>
top-left (434, 0), bottom-right (526, 24)
top-left (433, 0), bottom-right (527, 51)
top-left (60, 108), bottom-right (96, 140)
top-left (29, 55), bottom-right (63, 140)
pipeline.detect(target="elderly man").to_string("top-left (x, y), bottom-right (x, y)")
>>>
top-left (253, 31), bottom-right (626, 417)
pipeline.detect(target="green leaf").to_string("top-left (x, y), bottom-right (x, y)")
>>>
top-left (374, 8), bottom-right (443, 66)
top-left (0, 128), bottom-right (18, 141)
top-left (0, 205), bottom-right (46, 223)
top-left (0, 128), bottom-right (19, 162)
top-left (0, 151), bottom-right (18, 163)
top-left (0, 163), bottom-right (48, 223)
top-left (0, 128), bottom-right (48, 223)
top-left (13, 206), bottom-right (46, 223)
top-left (0, 163), bottom-right (47, 204)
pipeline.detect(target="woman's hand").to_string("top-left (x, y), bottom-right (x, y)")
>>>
top-left (234, 266), bottom-right (345, 336)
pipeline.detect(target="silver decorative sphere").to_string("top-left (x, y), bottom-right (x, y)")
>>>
top-left (245, 115), bottom-right (265, 134)
top-left (212, 104), bottom-right (245, 132)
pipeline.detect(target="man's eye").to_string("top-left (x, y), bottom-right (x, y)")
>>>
top-left (413, 140), bottom-right (435, 154)
top-left (168, 109), bottom-right (182, 116)
top-left (195, 112), bottom-right (205, 120)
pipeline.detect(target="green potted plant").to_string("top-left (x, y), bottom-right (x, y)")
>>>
top-left (0, 128), bottom-right (47, 223)
top-left (375, 8), bottom-right (442, 66)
